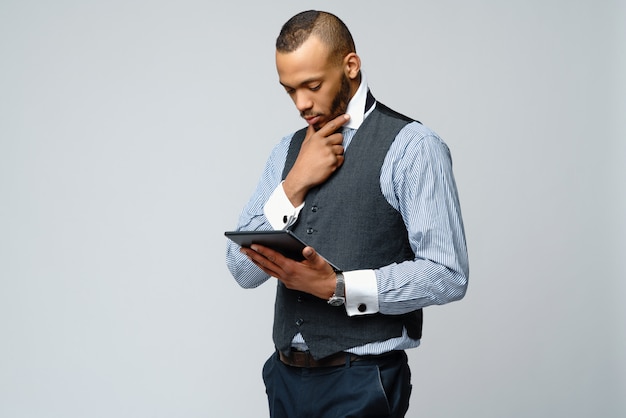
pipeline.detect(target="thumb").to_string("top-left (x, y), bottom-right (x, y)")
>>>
top-left (302, 246), bottom-right (317, 260)
top-left (304, 123), bottom-right (316, 141)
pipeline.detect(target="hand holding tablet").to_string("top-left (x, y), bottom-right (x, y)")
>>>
top-left (225, 230), bottom-right (339, 271)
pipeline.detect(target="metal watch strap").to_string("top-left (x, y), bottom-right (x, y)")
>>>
top-left (327, 271), bottom-right (345, 306)
top-left (334, 271), bottom-right (345, 298)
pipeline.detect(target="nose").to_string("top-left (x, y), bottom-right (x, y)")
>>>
top-left (294, 91), bottom-right (313, 112)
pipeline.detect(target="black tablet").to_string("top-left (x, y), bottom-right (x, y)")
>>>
top-left (225, 230), bottom-right (340, 271)
top-left (225, 230), bottom-right (309, 261)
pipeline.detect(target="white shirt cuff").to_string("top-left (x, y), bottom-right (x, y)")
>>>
top-left (344, 269), bottom-right (379, 316)
top-left (264, 182), bottom-right (304, 230)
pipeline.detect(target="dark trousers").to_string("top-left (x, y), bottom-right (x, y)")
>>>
top-left (262, 350), bottom-right (412, 418)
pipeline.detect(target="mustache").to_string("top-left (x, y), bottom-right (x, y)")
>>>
top-left (301, 111), bottom-right (323, 119)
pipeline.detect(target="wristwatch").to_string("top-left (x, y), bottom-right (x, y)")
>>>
top-left (327, 271), bottom-right (345, 306)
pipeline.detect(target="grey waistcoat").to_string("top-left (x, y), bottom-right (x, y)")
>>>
top-left (273, 102), bottom-right (423, 360)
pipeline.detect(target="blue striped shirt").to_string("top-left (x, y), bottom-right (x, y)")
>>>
top-left (226, 82), bottom-right (469, 355)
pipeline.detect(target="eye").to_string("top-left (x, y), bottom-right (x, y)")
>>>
top-left (309, 84), bottom-right (321, 91)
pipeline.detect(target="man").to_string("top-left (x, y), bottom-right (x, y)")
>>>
top-left (226, 10), bottom-right (468, 418)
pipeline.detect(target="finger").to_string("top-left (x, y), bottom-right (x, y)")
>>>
top-left (302, 246), bottom-right (334, 271)
top-left (242, 245), bottom-right (283, 276)
top-left (325, 132), bottom-right (345, 146)
top-left (304, 122), bottom-right (316, 141)
top-left (331, 144), bottom-right (344, 155)
top-left (302, 246), bottom-right (317, 261)
top-left (318, 114), bottom-right (350, 136)
top-left (250, 244), bottom-right (278, 263)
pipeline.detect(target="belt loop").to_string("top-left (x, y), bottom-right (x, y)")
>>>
top-left (345, 353), bottom-right (352, 368)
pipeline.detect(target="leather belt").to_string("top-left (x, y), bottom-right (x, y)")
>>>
top-left (279, 350), bottom-right (360, 368)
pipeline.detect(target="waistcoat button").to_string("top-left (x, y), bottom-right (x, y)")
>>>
top-left (295, 318), bottom-right (304, 326)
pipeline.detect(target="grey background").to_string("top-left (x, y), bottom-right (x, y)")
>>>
top-left (1, 1), bottom-right (624, 417)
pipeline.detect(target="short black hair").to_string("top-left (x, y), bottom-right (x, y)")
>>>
top-left (276, 10), bottom-right (356, 64)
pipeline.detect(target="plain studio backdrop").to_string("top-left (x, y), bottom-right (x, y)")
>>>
top-left (1, 1), bottom-right (624, 417)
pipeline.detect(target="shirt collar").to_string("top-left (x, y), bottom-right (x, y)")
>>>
top-left (344, 72), bottom-right (374, 130)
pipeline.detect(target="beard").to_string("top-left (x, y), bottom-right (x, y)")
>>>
top-left (304, 74), bottom-right (352, 131)
top-left (329, 74), bottom-right (352, 122)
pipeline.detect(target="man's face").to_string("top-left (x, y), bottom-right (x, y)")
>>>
top-left (276, 36), bottom-right (352, 131)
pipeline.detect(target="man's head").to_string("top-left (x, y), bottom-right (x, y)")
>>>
top-left (276, 10), bottom-right (361, 131)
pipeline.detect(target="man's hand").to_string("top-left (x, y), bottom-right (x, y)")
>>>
top-left (240, 244), bottom-right (337, 301)
top-left (283, 114), bottom-right (350, 206)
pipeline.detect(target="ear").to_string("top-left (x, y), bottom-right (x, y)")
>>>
top-left (343, 53), bottom-right (361, 80)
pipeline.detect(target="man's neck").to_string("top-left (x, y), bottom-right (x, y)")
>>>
top-left (344, 72), bottom-right (370, 130)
